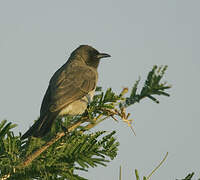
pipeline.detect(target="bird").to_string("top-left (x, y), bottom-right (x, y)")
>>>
top-left (21, 45), bottom-right (111, 139)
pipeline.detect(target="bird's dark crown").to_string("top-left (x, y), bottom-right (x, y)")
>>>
top-left (70, 45), bottom-right (110, 68)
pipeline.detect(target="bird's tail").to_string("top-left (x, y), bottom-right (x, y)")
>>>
top-left (21, 112), bottom-right (58, 139)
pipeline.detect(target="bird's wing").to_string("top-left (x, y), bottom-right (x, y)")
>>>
top-left (40, 86), bottom-right (51, 117)
top-left (48, 65), bottom-right (97, 112)
top-left (40, 63), bottom-right (68, 116)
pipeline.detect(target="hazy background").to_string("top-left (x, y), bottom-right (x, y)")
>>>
top-left (0, 0), bottom-right (200, 179)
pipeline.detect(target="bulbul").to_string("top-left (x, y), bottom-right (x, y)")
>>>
top-left (21, 45), bottom-right (111, 139)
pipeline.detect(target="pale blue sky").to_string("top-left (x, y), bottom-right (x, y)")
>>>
top-left (0, 0), bottom-right (200, 179)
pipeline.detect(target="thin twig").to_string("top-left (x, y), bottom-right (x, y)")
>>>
top-left (119, 165), bottom-right (122, 180)
top-left (146, 152), bottom-right (168, 180)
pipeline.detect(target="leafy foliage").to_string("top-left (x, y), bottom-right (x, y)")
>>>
top-left (134, 171), bottom-right (197, 180)
top-left (124, 65), bottom-right (170, 107)
top-left (176, 172), bottom-right (200, 180)
top-left (0, 121), bottom-right (118, 179)
top-left (0, 65), bottom-right (173, 180)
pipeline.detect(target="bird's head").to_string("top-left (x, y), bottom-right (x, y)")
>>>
top-left (71, 45), bottom-right (111, 68)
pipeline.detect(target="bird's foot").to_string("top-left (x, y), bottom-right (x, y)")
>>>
top-left (61, 124), bottom-right (69, 136)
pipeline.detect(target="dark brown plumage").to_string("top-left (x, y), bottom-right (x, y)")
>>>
top-left (21, 45), bottom-right (110, 139)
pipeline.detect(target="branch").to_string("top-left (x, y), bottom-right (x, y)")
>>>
top-left (17, 119), bottom-right (84, 169)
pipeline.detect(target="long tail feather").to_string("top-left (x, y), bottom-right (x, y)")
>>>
top-left (21, 112), bottom-right (58, 139)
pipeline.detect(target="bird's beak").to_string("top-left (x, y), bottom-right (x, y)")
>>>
top-left (96, 53), bottom-right (111, 59)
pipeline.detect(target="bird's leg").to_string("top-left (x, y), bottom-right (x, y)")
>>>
top-left (60, 117), bottom-right (69, 136)
top-left (61, 124), bottom-right (69, 134)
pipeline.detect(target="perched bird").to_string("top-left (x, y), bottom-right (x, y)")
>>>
top-left (21, 45), bottom-right (111, 139)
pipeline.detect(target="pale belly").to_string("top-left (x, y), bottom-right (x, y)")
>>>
top-left (58, 90), bottom-right (95, 116)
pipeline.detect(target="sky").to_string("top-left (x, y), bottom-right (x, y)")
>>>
top-left (0, 0), bottom-right (200, 179)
